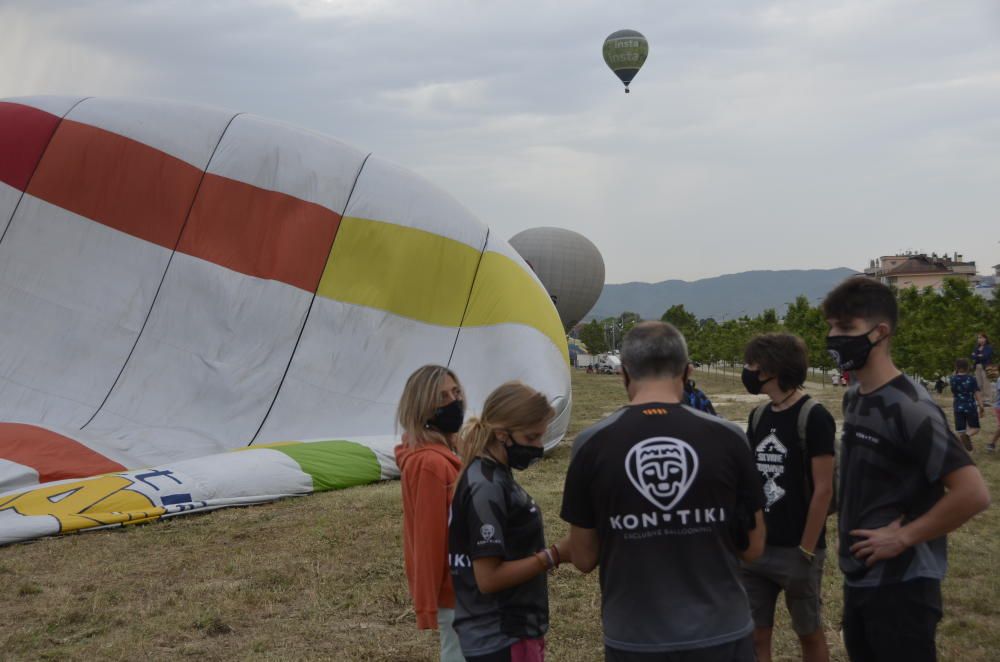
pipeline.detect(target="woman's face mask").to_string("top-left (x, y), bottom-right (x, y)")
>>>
top-left (426, 398), bottom-right (465, 434)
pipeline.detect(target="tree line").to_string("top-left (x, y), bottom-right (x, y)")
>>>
top-left (577, 278), bottom-right (997, 379)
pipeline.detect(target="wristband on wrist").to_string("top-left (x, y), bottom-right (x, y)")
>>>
top-left (798, 545), bottom-right (816, 561)
top-left (549, 544), bottom-right (561, 568)
top-left (535, 552), bottom-right (548, 572)
top-left (540, 547), bottom-right (556, 572)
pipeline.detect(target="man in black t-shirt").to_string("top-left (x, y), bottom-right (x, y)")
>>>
top-left (561, 321), bottom-right (766, 661)
top-left (822, 277), bottom-right (990, 662)
top-left (740, 333), bottom-right (835, 662)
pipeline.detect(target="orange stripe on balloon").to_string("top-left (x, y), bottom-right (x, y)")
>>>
top-left (179, 173), bottom-right (342, 292)
top-left (27, 119), bottom-right (203, 249)
top-left (0, 423), bottom-right (126, 484)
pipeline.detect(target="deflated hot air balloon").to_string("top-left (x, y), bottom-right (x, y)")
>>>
top-left (603, 29), bottom-right (648, 93)
top-left (509, 227), bottom-right (605, 331)
top-left (0, 96), bottom-right (570, 545)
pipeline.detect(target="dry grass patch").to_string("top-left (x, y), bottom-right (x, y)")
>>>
top-left (0, 370), bottom-right (997, 661)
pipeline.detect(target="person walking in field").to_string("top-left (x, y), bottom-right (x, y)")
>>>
top-left (950, 358), bottom-right (983, 452)
top-left (449, 381), bottom-right (571, 662)
top-left (740, 333), bottom-right (835, 662)
top-left (822, 277), bottom-right (990, 662)
top-left (971, 333), bottom-right (993, 402)
top-left (395, 365), bottom-right (469, 662)
top-left (561, 321), bottom-right (766, 661)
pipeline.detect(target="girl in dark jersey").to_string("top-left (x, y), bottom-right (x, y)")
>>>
top-left (449, 382), bottom-right (571, 662)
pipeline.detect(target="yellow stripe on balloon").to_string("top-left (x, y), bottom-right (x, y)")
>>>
top-left (317, 216), bottom-right (567, 361)
top-left (464, 251), bottom-right (569, 362)
top-left (317, 216), bottom-right (480, 326)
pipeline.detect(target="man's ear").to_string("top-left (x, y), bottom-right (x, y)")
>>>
top-left (622, 367), bottom-right (631, 391)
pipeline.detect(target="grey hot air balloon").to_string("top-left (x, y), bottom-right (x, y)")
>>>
top-left (509, 227), bottom-right (606, 331)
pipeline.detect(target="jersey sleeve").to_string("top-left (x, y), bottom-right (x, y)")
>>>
top-left (560, 442), bottom-right (596, 529)
top-left (805, 404), bottom-right (836, 457)
top-left (462, 476), bottom-right (509, 559)
top-left (908, 400), bottom-right (974, 483)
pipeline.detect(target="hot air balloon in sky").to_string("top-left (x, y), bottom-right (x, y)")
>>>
top-left (0, 96), bottom-right (570, 545)
top-left (509, 227), bottom-right (605, 331)
top-left (603, 29), bottom-right (648, 93)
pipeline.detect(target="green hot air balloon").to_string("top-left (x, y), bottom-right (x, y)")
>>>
top-left (603, 29), bottom-right (648, 93)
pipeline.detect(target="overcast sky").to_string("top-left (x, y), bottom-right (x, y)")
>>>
top-left (2, 0), bottom-right (998, 283)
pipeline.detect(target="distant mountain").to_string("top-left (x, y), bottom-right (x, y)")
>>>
top-left (586, 268), bottom-right (859, 322)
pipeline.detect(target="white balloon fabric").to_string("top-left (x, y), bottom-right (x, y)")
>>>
top-left (0, 96), bottom-right (570, 545)
top-left (509, 227), bottom-right (606, 330)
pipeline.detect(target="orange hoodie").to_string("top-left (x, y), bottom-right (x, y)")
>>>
top-left (395, 439), bottom-right (462, 630)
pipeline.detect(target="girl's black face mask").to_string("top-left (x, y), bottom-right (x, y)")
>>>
top-left (426, 399), bottom-right (465, 434)
top-left (826, 326), bottom-right (884, 371)
top-left (741, 368), bottom-right (773, 395)
top-left (505, 433), bottom-right (544, 470)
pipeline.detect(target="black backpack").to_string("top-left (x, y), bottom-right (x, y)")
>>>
top-left (750, 397), bottom-right (839, 515)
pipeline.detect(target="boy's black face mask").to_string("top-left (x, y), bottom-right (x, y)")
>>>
top-left (826, 327), bottom-right (885, 371)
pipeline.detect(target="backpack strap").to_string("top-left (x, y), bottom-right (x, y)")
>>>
top-left (750, 402), bottom-right (769, 438)
top-left (796, 396), bottom-right (820, 492)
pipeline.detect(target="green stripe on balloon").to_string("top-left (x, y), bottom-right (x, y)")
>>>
top-left (274, 441), bottom-right (382, 492)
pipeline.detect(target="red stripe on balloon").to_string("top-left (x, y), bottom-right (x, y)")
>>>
top-left (0, 102), bottom-right (63, 192)
top-left (27, 119), bottom-right (203, 250)
top-left (0, 423), bottom-right (126, 484)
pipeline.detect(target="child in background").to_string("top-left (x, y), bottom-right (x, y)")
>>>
top-left (950, 358), bottom-right (983, 452)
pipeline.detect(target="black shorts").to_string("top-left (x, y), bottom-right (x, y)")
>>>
top-left (954, 409), bottom-right (980, 432)
top-left (842, 578), bottom-right (942, 662)
top-left (604, 635), bottom-right (754, 662)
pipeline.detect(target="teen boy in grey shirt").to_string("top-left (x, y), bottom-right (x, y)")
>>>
top-left (823, 277), bottom-right (990, 662)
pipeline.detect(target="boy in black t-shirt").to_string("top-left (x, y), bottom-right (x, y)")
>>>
top-left (561, 321), bottom-right (766, 661)
top-left (740, 333), bottom-right (835, 662)
top-left (822, 277), bottom-right (990, 662)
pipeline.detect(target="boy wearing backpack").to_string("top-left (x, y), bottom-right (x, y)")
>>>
top-left (740, 333), bottom-right (835, 662)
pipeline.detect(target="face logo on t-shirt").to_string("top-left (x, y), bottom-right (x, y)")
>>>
top-left (480, 524), bottom-right (495, 542)
top-left (625, 437), bottom-right (699, 511)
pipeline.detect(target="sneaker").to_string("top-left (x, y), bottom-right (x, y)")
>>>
top-left (960, 433), bottom-right (973, 451)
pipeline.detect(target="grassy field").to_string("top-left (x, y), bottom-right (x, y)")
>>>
top-left (1, 369), bottom-right (997, 661)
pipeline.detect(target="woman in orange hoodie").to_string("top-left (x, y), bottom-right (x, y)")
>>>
top-left (395, 365), bottom-right (467, 662)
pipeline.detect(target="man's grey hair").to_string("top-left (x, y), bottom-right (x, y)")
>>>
top-left (621, 321), bottom-right (689, 380)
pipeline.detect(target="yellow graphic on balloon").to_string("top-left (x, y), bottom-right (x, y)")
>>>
top-left (0, 476), bottom-right (164, 532)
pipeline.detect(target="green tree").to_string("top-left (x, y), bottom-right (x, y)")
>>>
top-left (578, 319), bottom-right (609, 355)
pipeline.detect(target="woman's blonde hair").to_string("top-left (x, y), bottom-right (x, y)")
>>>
top-left (457, 381), bottom-right (554, 479)
top-left (397, 365), bottom-right (463, 447)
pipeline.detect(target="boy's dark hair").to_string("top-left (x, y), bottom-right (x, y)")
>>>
top-left (743, 333), bottom-right (808, 391)
top-left (821, 276), bottom-right (898, 331)
top-left (955, 358), bottom-right (970, 372)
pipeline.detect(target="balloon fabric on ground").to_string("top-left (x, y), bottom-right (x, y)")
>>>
top-left (603, 29), bottom-right (648, 93)
top-left (0, 96), bottom-right (570, 546)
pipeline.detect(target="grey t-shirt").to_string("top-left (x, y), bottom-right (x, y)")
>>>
top-left (839, 375), bottom-right (974, 587)
top-left (449, 457), bottom-right (548, 657)
top-left (561, 403), bottom-right (764, 654)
